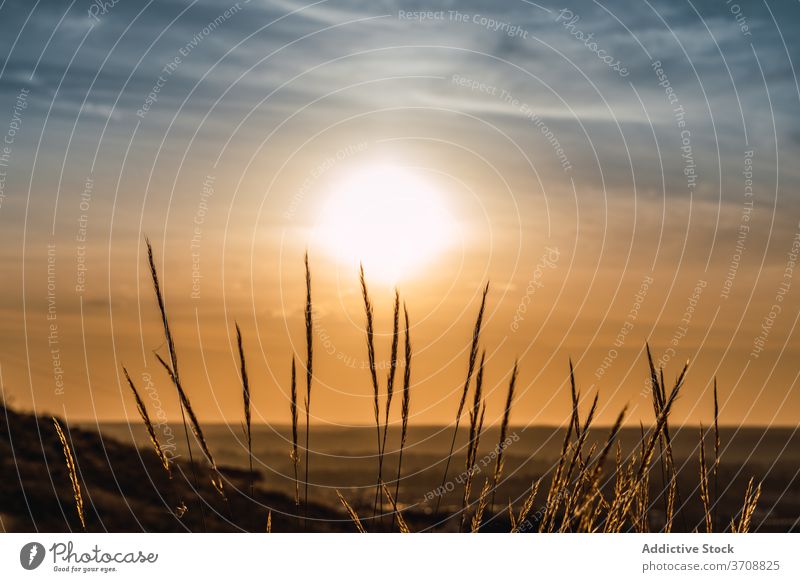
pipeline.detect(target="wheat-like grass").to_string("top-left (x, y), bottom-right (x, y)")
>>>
top-left (146, 238), bottom-right (207, 529)
top-left (336, 490), bottom-right (366, 533)
top-left (572, 406), bottom-right (626, 531)
top-left (236, 323), bottom-right (254, 503)
top-left (646, 345), bottom-right (685, 531)
top-left (303, 252), bottom-right (313, 522)
top-left (490, 360), bottom-right (517, 512)
top-left (435, 282), bottom-right (489, 519)
top-left (359, 265), bottom-right (383, 518)
top-left (713, 379), bottom-right (720, 531)
top-left (155, 354), bottom-right (215, 470)
top-left (460, 351), bottom-right (486, 532)
top-left (122, 366), bottom-right (171, 475)
top-left (125, 248), bottom-right (772, 533)
top-left (556, 391), bottom-right (598, 532)
top-left (290, 357), bottom-right (300, 507)
top-left (470, 478), bottom-right (491, 532)
top-left (391, 304), bottom-right (412, 531)
top-left (381, 481), bottom-right (410, 533)
top-left (698, 424), bottom-right (713, 532)
top-left (511, 479), bottom-right (541, 532)
top-left (731, 477), bottom-right (761, 533)
top-left (52, 417), bottom-right (86, 531)
top-left (380, 291), bottom-right (400, 501)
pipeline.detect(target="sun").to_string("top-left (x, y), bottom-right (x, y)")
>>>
top-left (313, 164), bottom-right (458, 283)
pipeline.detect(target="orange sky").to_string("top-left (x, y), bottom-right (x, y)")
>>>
top-left (0, 0), bottom-right (799, 428)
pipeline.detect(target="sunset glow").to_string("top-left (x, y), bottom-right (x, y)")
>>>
top-left (313, 164), bottom-right (458, 283)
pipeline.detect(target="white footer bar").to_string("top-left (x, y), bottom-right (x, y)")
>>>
top-left (0, 533), bottom-right (796, 581)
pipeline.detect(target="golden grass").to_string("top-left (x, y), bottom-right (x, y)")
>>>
top-left (52, 417), bottom-right (86, 531)
top-left (460, 351), bottom-right (486, 532)
top-left (435, 282), bottom-right (489, 518)
top-left (490, 360), bottom-right (517, 512)
top-left (359, 265), bottom-right (382, 518)
top-left (390, 303), bottom-right (412, 531)
top-left (236, 323), bottom-right (253, 502)
top-left (381, 482), bottom-right (410, 533)
top-left (83, 243), bottom-right (768, 533)
top-left (122, 366), bottom-right (171, 475)
top-left (290, 357), bottom-right (300, 507)
top-left (303, 252), bottom-right (313, 521)
top-left (336, 490), bottom-right (366, 533)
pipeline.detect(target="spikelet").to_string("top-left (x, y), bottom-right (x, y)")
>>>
top-left (52, 418), bottom-right (86, 531)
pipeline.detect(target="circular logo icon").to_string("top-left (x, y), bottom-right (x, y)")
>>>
top-left (20, 542), bottom-right (46, 570)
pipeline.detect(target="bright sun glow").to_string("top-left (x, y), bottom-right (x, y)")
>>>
top-left (314, 164), bottom-right (458, 283)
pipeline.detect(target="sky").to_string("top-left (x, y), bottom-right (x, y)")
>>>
top-left (0, 0), bottom-right (798, 430)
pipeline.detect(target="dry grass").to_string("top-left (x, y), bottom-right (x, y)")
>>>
top-left (391, 303), bottom-right (412, 531)
top-left (460, 351), bottom-right (486, 532)
top-left (381, 482), bottom-right (410, 533)
top-left (52, 417), bottom-right (86, 531)
top-left (336, 490), bottom-right (366, 533)
top-left (699, 425), bottom-right (712, 532)
top-left (77, 244), bottom-right (768, 533)
top-left (731, 478), bottom-right (762, 533)
top-left (490, 360), bottom-right (517, 512)
top-left (122, 366), bottom-right (171, 476)
top-left (290, 357), bottom-right (300, 507)
top-left (435, 282), bottom-right (489, 518)
top-left (359, 265), bottom-right (383, 517)
top-left (146, 238), bottom-right (207, 530)
top-left (303, 252), bottom-right (313, 521)
top-left (379, 291), bottom-right (400, 513)
top-left (236, 323), bottom-right (253, 502)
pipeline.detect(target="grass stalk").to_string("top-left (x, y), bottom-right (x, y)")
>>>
top-left (146, 238), bottom-right (206, 531)
top-left (290, 357), bottom-right (300, 508)
top-left (434, 282), bottom-right (489, 518)
top-left (52, 418), bottom-right (86, 531)
top-left (236, 323), bottom-right (253, 506)
top-left (336, 490), bottom-right (366, 533)
top-left (490, 360), bottom-right (518, 512)
top-left (459, 352), bottom-right (486, 532)
top-left (304, 252), bottom-right (313, 523)
top-left (359, 265), bottom-right (383, 519)
top-left (391, 304), bottom-right (412, 531)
